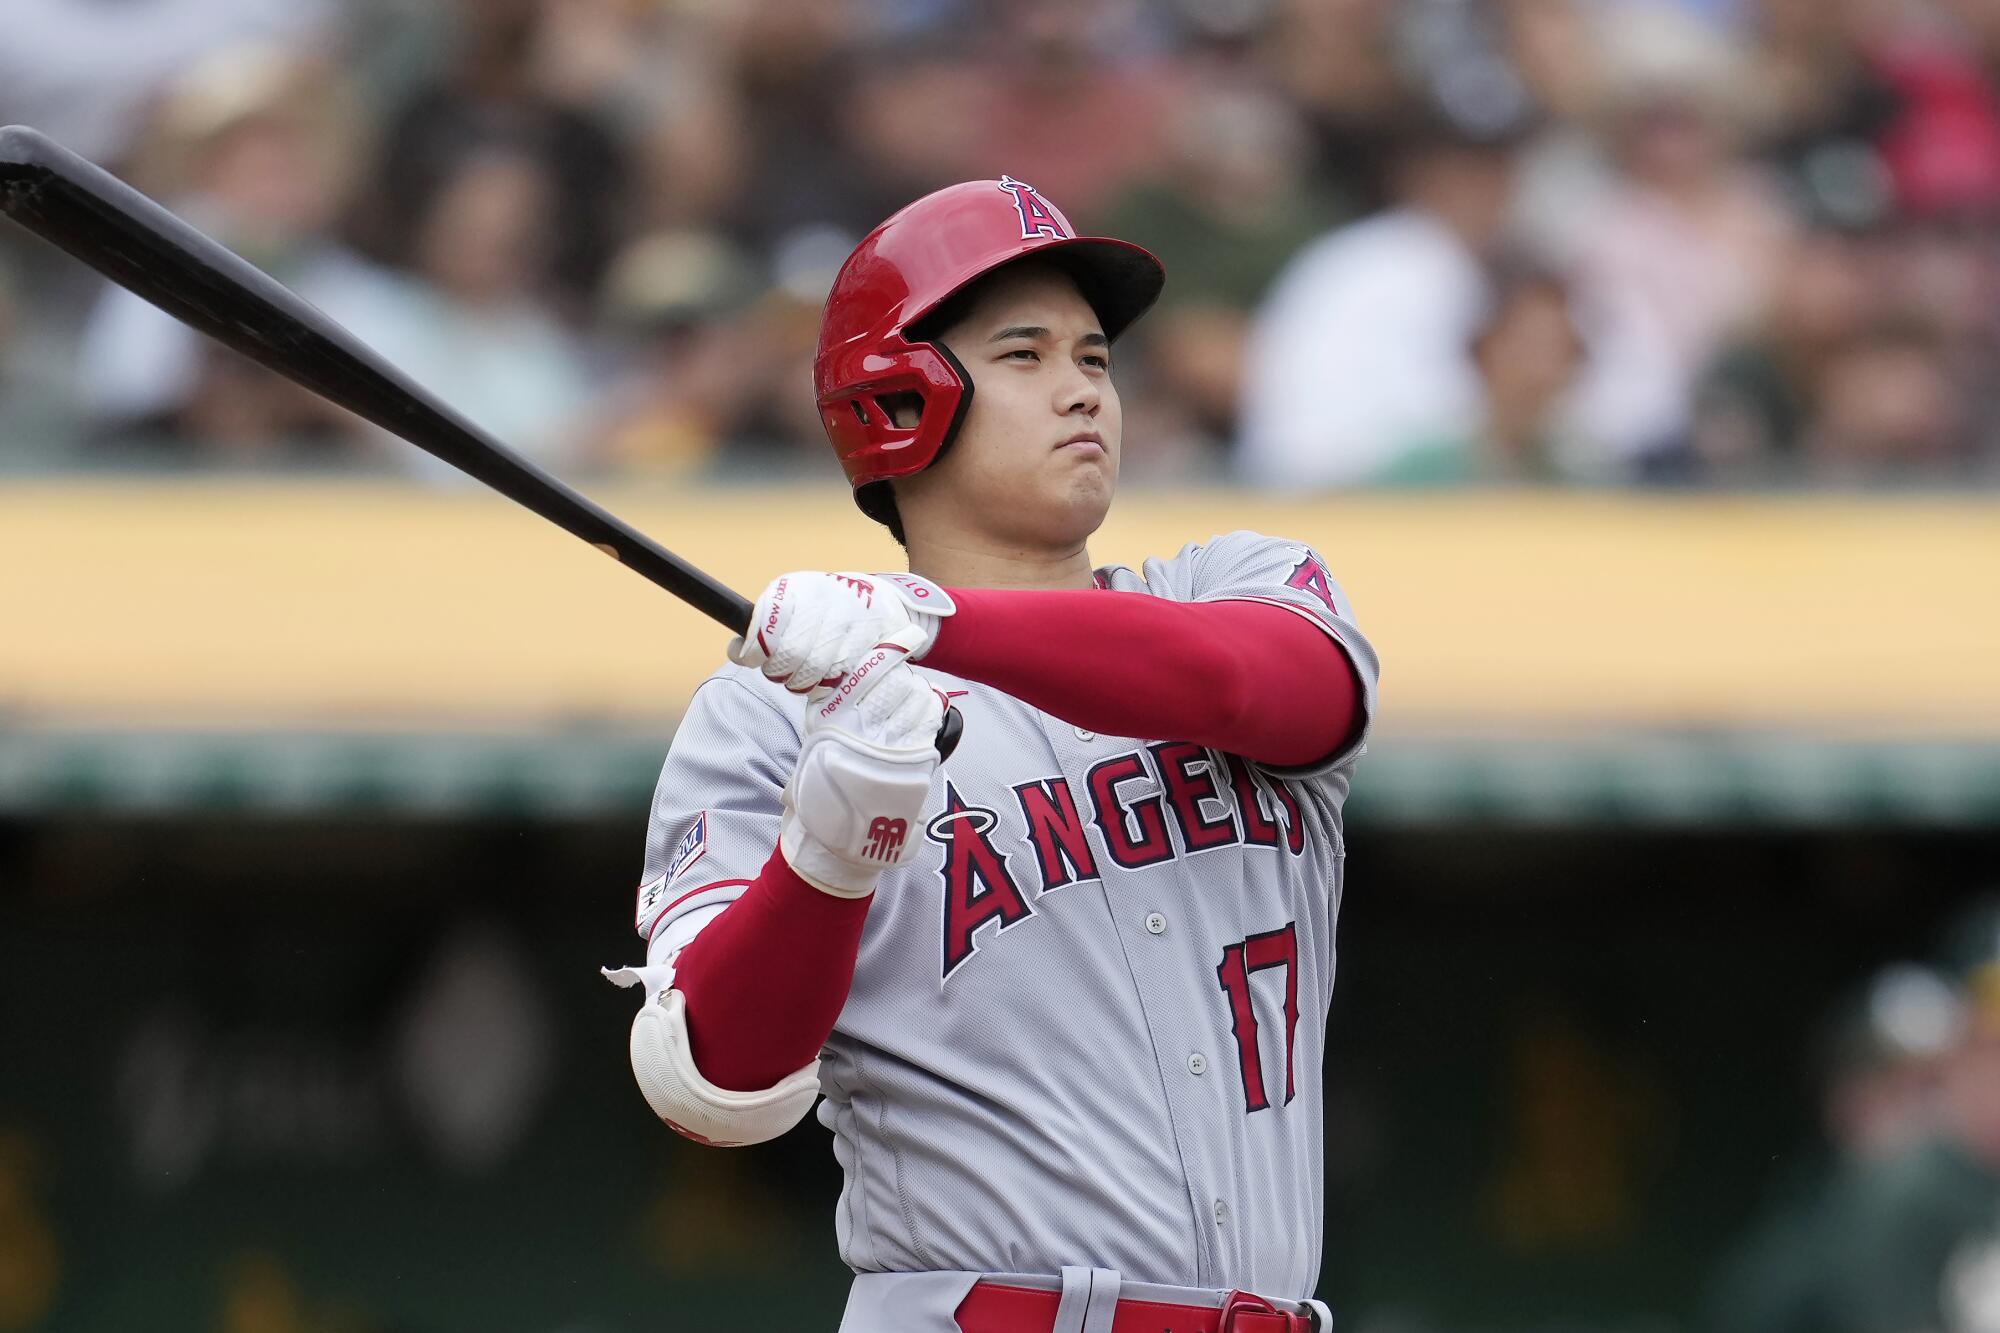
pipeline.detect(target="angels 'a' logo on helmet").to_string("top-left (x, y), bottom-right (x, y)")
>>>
top-left (997, 175), bottom-right (1068, 240)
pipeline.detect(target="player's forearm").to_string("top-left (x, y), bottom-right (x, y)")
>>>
top-left (669, 846), bottom-right (868, 1092)
top-left (923, 588), bottom-right (1361, 766)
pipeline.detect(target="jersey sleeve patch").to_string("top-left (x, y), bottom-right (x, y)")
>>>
top-left (636, 871), bottom-right (670, 928)
top-left (630, 671), bottom-right (793, 943)
top-left (667, 810), bottom-right (710, 884)
top-left (1283, 550), bottom-right (1341, 616)
top-left (635, 811), bottom-right (711, 931)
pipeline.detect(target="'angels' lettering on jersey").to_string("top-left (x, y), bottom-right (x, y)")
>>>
top-left (933, 751), bottom-right (1306, 980)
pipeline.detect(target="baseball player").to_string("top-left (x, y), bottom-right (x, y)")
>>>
top-left (604, 176), bottom-right (1378, 1333)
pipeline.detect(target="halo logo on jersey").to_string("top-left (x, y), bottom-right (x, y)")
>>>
top-left (863, 816), bottom-right (908, 862)
top-left (998, 175), bottom-right (1067, 240)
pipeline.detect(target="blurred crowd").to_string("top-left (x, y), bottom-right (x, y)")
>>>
top-left (1707, 905), bottom-right (2000, 1333)
top-left (6, 0), bottom-right (2000, 488)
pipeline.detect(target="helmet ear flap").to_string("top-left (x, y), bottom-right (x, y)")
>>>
top-left (923, 336), bottom-right (975, 468)
top-left (839, 338), bottom-right (975, 537)
top-left (818, 337), bottom-right (973, 512)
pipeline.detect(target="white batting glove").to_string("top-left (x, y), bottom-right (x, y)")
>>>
top-left (729, 571), bottom-right (954, 699)
top-left (780, 661), bottom-right (946, 898)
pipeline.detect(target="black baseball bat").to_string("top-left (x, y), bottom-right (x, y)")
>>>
top-left (0, 125), bottom-right (960, 755)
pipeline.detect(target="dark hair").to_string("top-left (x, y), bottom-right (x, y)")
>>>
top-left (857, 481), bottom-right (906, 546)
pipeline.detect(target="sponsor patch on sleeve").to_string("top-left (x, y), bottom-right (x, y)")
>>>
top-left (635, 811), bottom-right (710, 929)
top-left (666, 811), bottom-right (709, 885)
top-left (635, 872), bottom-right (669, 927)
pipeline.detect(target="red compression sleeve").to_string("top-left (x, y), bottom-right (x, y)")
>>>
top-left (923, 589), bottom-right (1362, 768)
top-left (668, 848), bottom-right (868, 1092)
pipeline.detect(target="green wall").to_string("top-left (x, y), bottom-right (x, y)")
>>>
top-left (0, 816), bottom-right (1990, 1332)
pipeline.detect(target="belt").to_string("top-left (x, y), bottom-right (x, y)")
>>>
top-left (956, 1281), bottom-right (1316, 1333)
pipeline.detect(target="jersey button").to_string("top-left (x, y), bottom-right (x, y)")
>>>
top-left (1144, 912), bottom-right (1167, 935)
top-left (1074, 727), bottom-right (1096, 741)
top-left (1187, 1052), bottom-right (1208, 1076)
top-left (1213, 1199), bottom-right (1230, 1225)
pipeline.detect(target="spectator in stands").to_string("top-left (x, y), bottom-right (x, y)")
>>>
top-left (366, 0), bottom-right (635, 313)
top-left (1688, 225), bottom-right (1882, 480)
top-left (967, 0), bottom-right (1179, 218)
top-left (1742, 0), bottom-right (1900, 229)
top-left (0, 0), bottom-right (335, 167)
top-left (1705, 963), bottom-right (1962, 1333)
top-left (1263, 0), bottom-right (1407, 212)
top-left (1556, 2), bottom-right (1795, 469)
top-left (1235, 105), bottom-right (1528, 488)
top-left (1744, 905), bottom-right (2000, 1333)
top-left (73, 44), bottom-right (387, 461)
top-left (1336, 261), bottom-right (1591, 487)
top-left (1503, 0), bottom-right (1604, 127)
top-left (1864, 12), bottom-right (2000, 222)
top-left (711, 0), bottom-right (942, 249)
top-left (1457, 264), bottom-right (1589, 482)
top-left (1695, 225), bottom-right (1987, 483)
top-left (823, 35), bottom-right (993, 242)
top-left (10, 0), bottom-right (2000, 488)
top-left (630, 44), bottom-right (751, 238)
top-left (1099, 82), bottom-right (1343, 472)
top-left (336, 139), bottom-right (592, 480)
top-left (1803, 321), bottom-right (1971, 478)
top-left (585, 229), bottom-right (770, 474)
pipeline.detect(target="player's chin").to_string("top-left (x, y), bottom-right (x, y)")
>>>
top-left (1036, 469), bottom-right (1115, 539)
top-left (1049, 442), bottom-right (1116, 489)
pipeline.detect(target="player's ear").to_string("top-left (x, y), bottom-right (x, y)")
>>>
top-left (877, 393), bottom-right (924, 431)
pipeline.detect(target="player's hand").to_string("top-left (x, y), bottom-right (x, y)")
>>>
top-left (779, 660), bottom-right (945, 898)
top-left (729, 571), bottom-right (953, 699)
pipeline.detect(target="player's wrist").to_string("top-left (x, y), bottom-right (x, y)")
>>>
top-left (779, 665), bottom-right (942, 898)
top-left (778, 816), bottom-right (881, 899)
top-left (863, 572), bottom-right (954, 659)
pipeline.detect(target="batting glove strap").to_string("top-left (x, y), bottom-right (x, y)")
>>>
top-left (866, 571), bottom-right (954, 643)
top-left (780, 706), bottom-right (941, 898)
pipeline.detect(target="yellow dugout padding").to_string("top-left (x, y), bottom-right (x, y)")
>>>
top-left (0, 481), bottom-right (1994, 735)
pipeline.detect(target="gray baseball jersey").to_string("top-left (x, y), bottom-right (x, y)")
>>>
top-left (629, 530), bottom-right (1380, 1298)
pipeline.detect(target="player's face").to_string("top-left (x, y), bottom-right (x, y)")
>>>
top-left (899, 263), bottom-right (1122, 550)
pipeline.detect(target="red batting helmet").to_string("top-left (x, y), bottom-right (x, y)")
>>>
top-left (813, 176), bottom-right (1165, 522)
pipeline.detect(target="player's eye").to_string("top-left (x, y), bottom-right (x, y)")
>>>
top-left (1003, 348), bottom-right (1040, 362)
top-left (1081, 353), bottom-right (1111, 371)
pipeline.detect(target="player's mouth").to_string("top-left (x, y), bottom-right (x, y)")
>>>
top-left (1057, 430), bottom-right (1105, 456)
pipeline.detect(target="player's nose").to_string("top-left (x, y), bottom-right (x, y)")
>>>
top-left (1053, 358), bottom-right (1100, 417)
